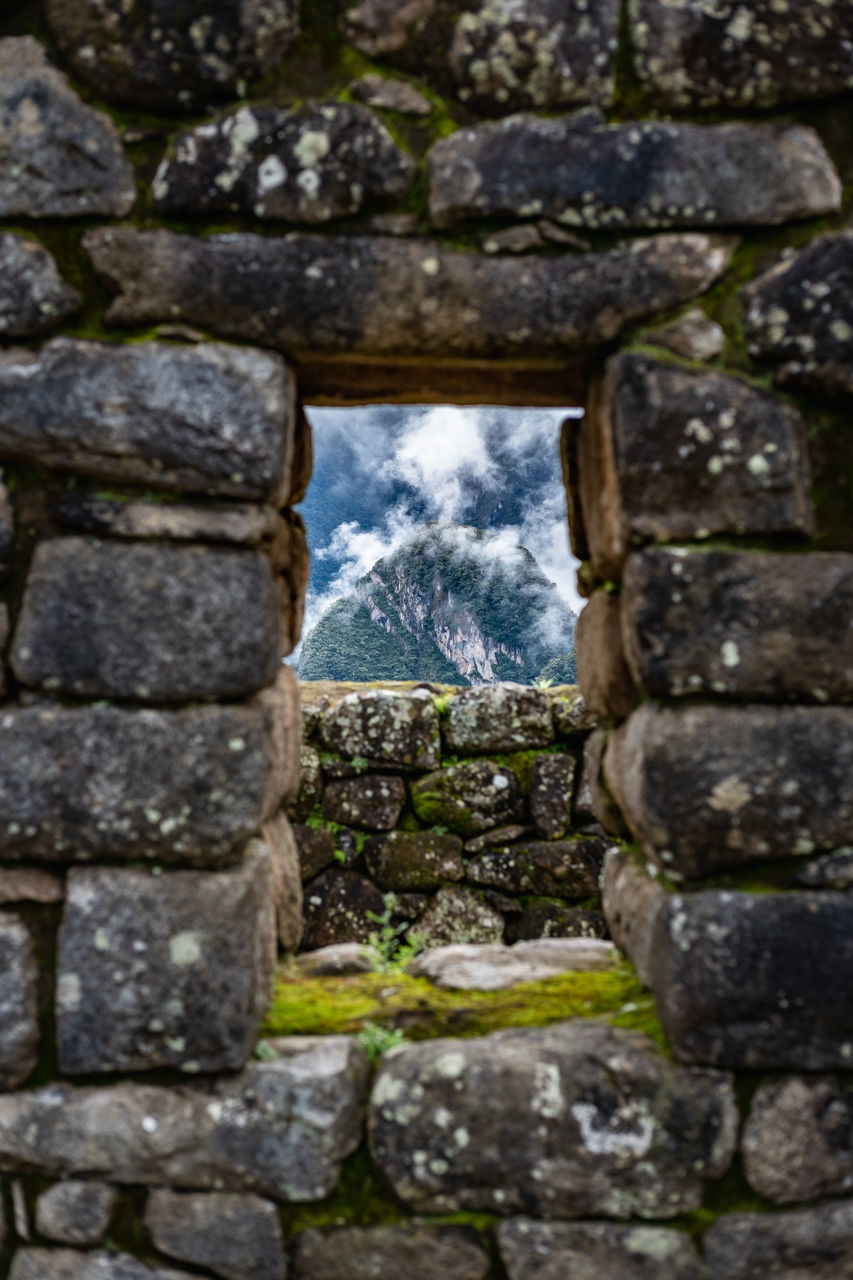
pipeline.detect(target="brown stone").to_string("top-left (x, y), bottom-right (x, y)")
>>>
top-left (0, 869), bottom-right (63, 905)
top-left (551, 687), bottom-right (598, 736)
top-left (466, 837), bottom-right (607, 898)
top-left (581, 726), bottom-right (629, 838)
top-left (644, 308), bottom-right (724, 362)
top-left (529, 754), bottom-right (578, 840)
top-left (293, 1224), bottom-right (489, 1280)
top-left (293, 826), bottom-right (338, 882)
top-left (601, 848), bottom-right (669, 988)
top-left (575, 590), bottom-right (636, 719)
top-left (262, 815), bottom-right (304, 954)
top-left (301, 869), bottom-right (386, 951)
top-left (704, 1202), bottom-right (853, 1280)
top-left (742, 1075), bottom-right (853, 1204)
top-left (349, 74), bottom-right (433, 115)
top-left (364, 830), bottom-right (464, 892)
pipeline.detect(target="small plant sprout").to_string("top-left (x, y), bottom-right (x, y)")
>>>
top-left (364, 893), bottom-right (426, 972)
top-left (356, 1021), bottom-right (408, 1061)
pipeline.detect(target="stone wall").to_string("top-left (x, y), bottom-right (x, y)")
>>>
top-left (0, 0), bottom-right (851, 1275)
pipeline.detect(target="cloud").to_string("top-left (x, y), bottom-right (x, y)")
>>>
top-left (385, 406), bottom-right (499, 523)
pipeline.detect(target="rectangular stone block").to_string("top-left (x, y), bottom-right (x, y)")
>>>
top-left (443, 685), bottom-right (553, 752)
top-left (704, 1202), bottom-right (853, 1280)
top-left (53, 491), bottom-right (281, 546)
top-left (499, 1219), bottom-right (704, 1280)
top-left (144, 1190), bottom-right (285, 1280)
top-left (575, 588), bottom-right (636, 719)
top-left (0, 338), bottom-right (295, 501)
top-left (0, 915), bottom-right (39, 1090)
top-left (293, 1225), bottom-right (489, 1280)
top-left (0, 232), bottom-right (80, 338)
top-left (11, 538), bottom-right (283, 701)
top-left (604, 704), bottom-right (853, 878)
top-left (622, 547), bottom-right (853, 702)
top-left (10, 1249), bottom-right (197, 1279)
top-left (579, 354), bottom-right (814, 579)
top-left (0, 669), bottom-right (298, 865)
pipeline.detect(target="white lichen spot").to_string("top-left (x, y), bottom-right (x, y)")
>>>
top-left (257, 154), bottom-right (287, 193)
top-left (141, 1115), bottom-right (158, 1134)
top-left (421, 257), bottom-right (440, 276)
top-left (56, 973), bottom-right (81, 1011)
top-left (747, 453), bottom-right (771, 477)
top-left (434, 1051), bottom-right (467, 1079)
top-left (571, 1100), bottom-right (655, 1158)
top-left (531, 1062), bottom-right (563, 1118)
top-left (708, 775), bottom-right (751, 813)
top-left (720, 640), bottom-right (740, 669)
top-left (169, 931), bottom-right (203, 966)
top-left (93, 928), bottom-right (110, 952)
top-left (294, 130), bottom-right (330, 167)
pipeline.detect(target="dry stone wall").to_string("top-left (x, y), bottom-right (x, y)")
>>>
top-left (0, 0), bottom-right (850, 1275)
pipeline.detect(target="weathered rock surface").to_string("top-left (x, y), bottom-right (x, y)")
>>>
top-left (288, 745), bottom-right (324, 823)
top-left (53, 493), bottom-right (281, 547)
top-left (744, 231), bottom-right (853, 402)
top-left (622, 547), bottom-right (853, 702)
top-left (364, 830), bottom-right (464, 891)
top-left (601, 849), bottom-right (667, 989)
top-left (0, 39), bottom-right (135, 217)
top-left (0, 915), bottom-right (38, 1091)
top-left (414, 886), bottom-right (505, 946)
top-left (529, 754), bottom-right (577, 839)
top-left (323, 775), bottom-right (406, 831)
top-left (301, 869), bottom-right (386, 951)
top-left (35, 1182), bottom-right (116, 1246)
top-left (84, 227), bottom-right (735, 366)
top-left (262, 815), bottom-right (304, 954)
top-left (582, 727), bottom-right (629, 838)
top-left (408, 937), bottom-right (617, 990)
top-left (9, 1251), bottom-right (196, 1280)
top-left (580, 354), bottom-right (814, 579)
top-left (12, 539), bottom-right (282, 702)
top-left (0, 674), bottom-right (295, 864)
top-left (605, 704), bottom-right (853, 878)
top-left (57, 850), bottom-right (276, 1075)
top-left (0, 868), bottom-right (63, 905)
top-left (552, 688), bottom-right (598, 736)
top-left (0, 339), bottom-right (294, 501)
top-left (430, 111), bottom-right (839, 230)
top-left (576, 589), bottom-right (636, 719)
top-left (0, 1037), bottom-right (369, 1200)
top-left (466, 837), bottom-right (606, 898)
top-left (443, 685), bottom-right (553, 752)
top-left (292, 1224), bottom-right (489, 1280)
top-left (293, 826), bottom-right (338, 882)
top-left (154, 102), bottom-right (415, 222)
top-left (350, 74), bottom-right (433, 115)
top-left (704, 1201), bottom-right (853, 1279)
top-left (798, 849), bottom-right (853, 889)
top-left (145, 1190), bottom-right (285, 1280)
top-left (45, 0), bottom-right (300, 110)
top-left (412, 761), bottom-right (524, 836)
top-left (742, 1076), bottom-right (853, 1203)
top-left (0, 234), bottom-right (80, 337)
top-left (321, 689), bottom-right (440, 769)
top-left (512, 902), bottom-right (608, 942)
top-left (292, 942), bottom-right (375, 978)
top-left (369, 1020), bottom-right (736, 1215)
top-left (498, 1218), bottom-right (704, 1279)
top-left (644, 307), bottom-right (725, 362)
top-left (630, 0), bottom-right (853, 109)
top-left (0, 476), bottom-right (12, 579)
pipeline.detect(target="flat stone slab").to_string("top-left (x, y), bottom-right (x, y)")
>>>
top-left (35, 1182), bottom-right (116, 1247)
top-left (629, 0), bottom-right (853, 109)
top-left (0, 338), bottom-right (295, 501)
top-left (53, 494), bottom-right (280, 546)
top-left (320, 688), bottom-right (440, 770)
top-left (407, 938), bottom-right (618, 990)
top-left (499, 1218), bottom-right (704, 1280)
top-left (429, 111), bottom-right (839, 230)
top-left (0, 234), bottom-right (80, 337)
top-left (350, 74), bottom-right (433, 116)
top-left (369, 1020), bottom-right (736, 1216)
top-left (84, 227), bottom-right (734, 368)
top-left (0, 915), bottom-right (39, 1090)
top-left (743, 1076), bottom-right (853, 1204)
top-left (0, 1037), bottom-right (369, 1201)
top-left (144, 1190), bottom-right (285, 1280)
top-left (292, 1224), bottom-right (489, 1280)
top-left (443, 685), bottom-right (553, 752)
top-left (605, 704), bottom-right (853, 878)
top-left (11, 538), bottom-right (283, 702)
top-left (9, 1251), bottom-right (199, 1280)
top-left (704, 1202), bottom-right (853, 1280)
top-left (622, 548), bottom-right (853, 703)
top-left (292, 943), bottom-right (375, 978)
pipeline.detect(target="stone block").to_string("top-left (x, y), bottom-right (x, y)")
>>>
top-left (648, 890), bottom-right (853, 1069)
top-left (0, 869), bottom-right (63, 905)
top-left (551, 688), bottom-right (598, 736)
top-left (288, 745), bottom-right (324, 823)
top-left (643, 308), bottom-right (724, 362)
top-left (0, 1037), bottom-right (369, 1199)
top-left (529, 754), bottom-right (578, 839)
top-left (293, 826), bottom-right (338, 882)
top-left (144, 1190), bottom-right (285, 1280)
top-left (407, 938), bottom-right (617, 991)
top-left (301, 869), bottom-right (385, 951)
top-left (580, 354), bottom-right (814, 580)
top-left (512, 902), bottom-right (607, 942)
top-left (0, 234), bottom-right (80, 337)
top-left (84, 227), bottom-right (735, 368)
top-left (0, 338), bottom-right (295, 501)
top-left (0, 672), bottom-right (297, 864)
top-left (57, 848), bottom-right (276, 1075)
top-left (0, 915), bottom-right (39, 1090)
top-left (742, 1075), bottom-right (853, 1204)
top-left (292, 1224), bottom-right (489, 1280)
top-left (53, 493), bottom-right (281, 546)
top-left (622, 547), bottom-right (853, 702)
top-left (429, 111), bottom-right (839, 230)
top-left (581, 726), bottom-right (628, 837)
top-left (604, 704), bottom-right (853, 878)
top-left (744, 231), bottom-right (853, 402)
top-left (630, 0), bottom-right (853, 109)
top-left (414, 886), bottom-right (505, 946)
top-left (443, 685), bottom-right (553, 752)
top-left (369, 1020), bottom-right (736, 1216)
top-left (704, 1202), bottom-right (853, 1280)
top-left (46, 0), bottom-right (299, 110)
top-left (261, 815), bottom-right (303, 954)
top-left (12, 539), bottom-right (283, 701)
top-left (0, 38), bottom-right (135, 217)
top-left (323, 775), bottom-right (406, 831)
top-left (601, 849), bottom-right (667, 989)
top-left (498, 1218), bottom-right (704, 1280)
top-left (350, 74), bottom-right (433, 115)
top-left (9, 1250), bottom-right (199, 1279)
top-left (364, 830), bottom-right (464, 891)
top-left (412, 761), bottom-right (524, 836)
top-left (575, 590), bottom-right (636, 719)
top-left (154, 102), bottom-right (415, 222)
top-left (35, 1181), bottom-right (116, 1246)
top-left (467, 837), bottom-right (607, 898)
top-left (320, 689), bottom-right (440, 770)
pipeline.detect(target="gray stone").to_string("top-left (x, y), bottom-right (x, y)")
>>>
top-left (0, 39), bottom-right (135, 217)
top-left (153, 102), bottom-right (415, 222)
top-left (428, 110), bottom-right (840, 230)
top-left (369, 1020), bottom-right (736, 1215)
top-left (0, 671), bottom-right (296, 865)
top-left (340, 0), bottom-right (436, 58)
top-left (644, 308), bottom-right (725, 362)
top-left (288, 745), bottom-right (324, 823)
top-left (528, 754), bottom-right (577, 839)
top-left (57, 849), bottom-right (276, 1075)
top-left (798, 849), bottom-right (853, 889)
top-left (443, 684), bottom-right (553, 752)
top-left (84, 227), bottom-right (735, 371)
top-left (350, 74), bottom-right (433, 115)
top-left (499, 1218), bottom-right (704, 1280)
top-left (12, 539), bottom-right (282, 702)
top-left (293, 826), bottom-right (338, 881)
top-left (293, 1224), bottom-right (489, 1279)
top-left (0, 339), bottom-right (294, 502)
top-left (0, 915), bottom-right (38, 1090)
top-left (414, 886), bottom-right (505, 946)
top-left (412, 760), bottom-right (524, 837)
top-left (605, 704), bottom-right (853, 879)
top-left (45, 0), bottom-right (299, 110)
top-left (9, 1251), bottom-right (197, 1280)
top-left (323, 775), bottom-right (406, 831)
top-left (321, 689), bottom-right (440, 770)
top-left (744, 231), bottom-right (853, 403)
top-left (292, 943), bottom-right (375, 977)
top-left (579, 354), bottom-right (815, 580)
top-left (364, 830), bottom-right (464, 891)
top-left (53, 493), bottom-right (281, 546)
top-left (35, 1181), bottom-right (116, 1246)
top-left (575, 589), bottom-right (636, 719)
top-left (466, 837), bottom-right (607, 898)
top-left (301, 870), bottom-right (386, 951)
top-left (0, 1036), bottom-right (369, 1199)
top-left (551, 688), bottom-right (598, 736)
top-left (262, 815), bottom-right (304, 954)
top-left (630, 0), bottom-right (853, 109)
top-left (705, 1201), bottom-right (853, 1279)
top-left (512, 902), bottom-right (608, 942)
top-left (743, 1076), bottom-right (853, 1204)
top-left (463, 825), bottom-right (527, 853)
top-left (0, 474), bottom-right (12, 577)
top-left (479, 225), bottom-right (544, 254)
top-left (0, 234), bottom-right (80, 337)
top-left (601, 849), bottom-right (667, 989)
top-left (145, 1190), bottom-right (285, 1280)
top-left (622, 547), bottom-right (853, 703)
top-left (407, 937), bottom-right (617, 990)
top-left (581, 727), bottom-right (628, 838)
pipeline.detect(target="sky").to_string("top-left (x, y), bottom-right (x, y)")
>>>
top-left (299, 403), bottom-right (584, 638)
